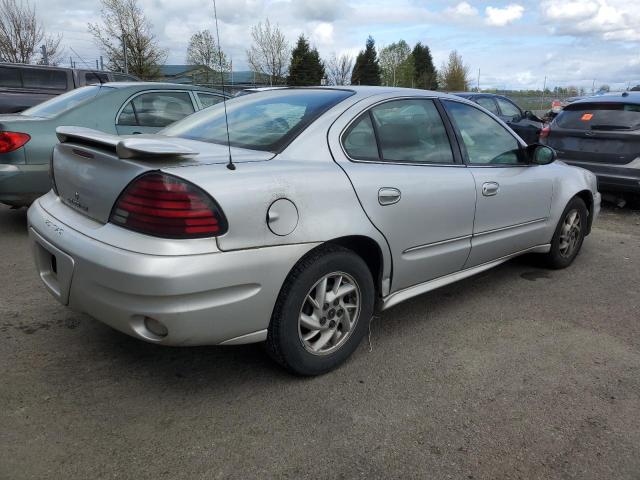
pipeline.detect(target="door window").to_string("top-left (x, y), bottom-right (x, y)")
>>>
top-left (343, 114), bottom-right (379, 161)
top-left (444, 100), bottom-right (523, 165)
top-left (117, 102), bottom-right (137, 126)
top-left (368, 99), bottom-right (454, 164)
top-left (496, 98), bottom-right (521, 118)
top-left (124, 91), bottom-right (195, 127)
top-left (22, 69), bottom-right (67, 90)
top-left (475, 97), bottom-right (499, 115)
top-left (0, 66), bottom-right (21, 87)
top-left (197, 93), bottom-right (224, 108)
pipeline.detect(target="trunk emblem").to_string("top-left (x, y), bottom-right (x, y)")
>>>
top-left (584, 131), bottom-right (595, 137)
top-left (67, 191), bottom-right (89, 212)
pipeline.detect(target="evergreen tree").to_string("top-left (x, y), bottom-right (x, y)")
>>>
top-left (412, 42), bottom-right (438, 90)
top-left (287, 35), bottom-right (324, 86)
top-left (351, 36), bottom-right (381, 86)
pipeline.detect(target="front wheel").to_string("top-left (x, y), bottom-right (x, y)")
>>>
top-left (266, 245), bottom-right (375, 376)
top-left (544, 197), bottom-right (588, 269)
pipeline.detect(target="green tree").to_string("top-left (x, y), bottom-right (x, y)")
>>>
top-left (379, 40), bottom-right (413, 87)
top-left (351, 36), bottom-right (381, 86)
top-left (287, 35), bottom-right (324, 86)
top-left (412, 42), bottom-right (438, 90)
top-left (438, 50), bottom-right (470, 91)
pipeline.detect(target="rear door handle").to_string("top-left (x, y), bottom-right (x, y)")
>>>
top-left (378, 187), bottom-right (401, 205)
top-left (482, 182), bottom-right (500, 196)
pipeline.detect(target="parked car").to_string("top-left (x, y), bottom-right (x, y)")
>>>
top-left (452, 92), bottom-right (544, 144)
top-left (0, 82), bottom-right (228, 207)
top-left (0, 63), bottom-right (140, 113)
top-left (541, 92), bottom-right (640, 194)
top-left (28, 87), bottom-right (600, 375)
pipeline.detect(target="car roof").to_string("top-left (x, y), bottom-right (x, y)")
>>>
top-left (95, 81), bottom-right (228, 96)
top-left (569, 92), bottom-right (640, 105)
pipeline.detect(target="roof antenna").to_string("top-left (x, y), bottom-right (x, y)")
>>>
top-left (211, 0), bottom-right (235, 170)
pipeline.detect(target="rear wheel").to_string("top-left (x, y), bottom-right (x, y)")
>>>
top-left (544, 197), bottom-right (588, 269)
top-left (266, 245), bottom-right (374, 376)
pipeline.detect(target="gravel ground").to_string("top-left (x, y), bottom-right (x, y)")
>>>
top-left (1, 203), bottom-right (639, 480)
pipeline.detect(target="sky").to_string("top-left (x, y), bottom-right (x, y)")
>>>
top-left (32, 0), bottom-right (640, 91)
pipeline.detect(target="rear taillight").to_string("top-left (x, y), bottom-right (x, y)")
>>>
top-left (539, 125), bottom-right (550, 139)
top-left (109, 172), bottom-right (228, 239)
top-left (0, 131), bottom-right (30, 153)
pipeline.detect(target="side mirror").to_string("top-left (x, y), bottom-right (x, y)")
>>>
top-left (527, 144), bottom-right (556, 165)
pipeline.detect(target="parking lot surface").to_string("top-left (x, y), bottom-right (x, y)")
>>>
top-left (1, 203), bottom-right (639, 479)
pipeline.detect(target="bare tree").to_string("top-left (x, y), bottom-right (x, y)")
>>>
top-left (38, 34), bottom-right (64, 66)
top-left (0, 0), bottom-right (63, 64)
top-left (326, 52), bottom-right (353, 86)
top-left (88, 0), bottom-right (167, 79)
top-left (186, 29), bottom-right (229, 84)
top-left (246, 19), bottom-right (289, 86)
top-left (379, 40), bottom-right (412, 87)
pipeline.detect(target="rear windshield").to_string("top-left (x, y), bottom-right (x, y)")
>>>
top-left (22, 85), bottom-right (113, 118)
top-left (162, 89), bottom-right (354, 152)
top-left (556, 102), bottom-right (640, 131)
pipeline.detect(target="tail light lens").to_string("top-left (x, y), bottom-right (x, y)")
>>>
top-left (0, 131), bottom-right (30, 153)
top-left (539, 125), bottom-right (550, 139)
top-left (109, 172), bottom-right (228, 239)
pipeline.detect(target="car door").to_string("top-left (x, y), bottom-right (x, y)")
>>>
top-left (495, 96), bottom-right (540, 144)
top-left (115, 90), bottom-right (196, 135)
top-left (329, 97), bottom-right (477, 292)
top-left (442, 99), bottom-right (554, 267)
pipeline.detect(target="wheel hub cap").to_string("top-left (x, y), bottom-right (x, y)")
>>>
top-left (559, 209), bottom-right (582, 258)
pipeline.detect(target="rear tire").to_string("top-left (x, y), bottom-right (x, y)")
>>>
top-left (544, 197), bottom-right (588, 269)
top-left (266, 245), bottom-right (375, 376)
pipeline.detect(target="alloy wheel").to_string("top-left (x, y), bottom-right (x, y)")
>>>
top-left (298, 272), bottom-right (361, 355)
top-left (558, 209), bottom-right (582, 258)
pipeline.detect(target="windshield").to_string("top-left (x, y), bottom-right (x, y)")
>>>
top-left (22, 85), bottom-right (114, 118)
top-left (162, 89), bottom-right (354, 152)
top-left (557, 102), bottom-right (640, 131)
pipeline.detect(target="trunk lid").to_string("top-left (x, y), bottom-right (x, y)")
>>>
top-left (545, 102), bottom-right (640, 165)
top-left (52, 126), bottom-right (273, 223)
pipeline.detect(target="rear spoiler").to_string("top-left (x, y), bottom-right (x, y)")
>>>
top-left (56, 126), bottom-right (197, 159)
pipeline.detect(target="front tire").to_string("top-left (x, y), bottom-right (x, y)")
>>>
top-left (266, 245), bottom-right (375, 376)
top-left (544, 197), bottom-right (588, 269)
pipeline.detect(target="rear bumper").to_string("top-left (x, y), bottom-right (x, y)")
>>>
top-left (561, 158), bottom-right (640, 193)
top-left (27, 198), bottom-right (319, 346)
top-left (0, 162), bottom-right (49, 206)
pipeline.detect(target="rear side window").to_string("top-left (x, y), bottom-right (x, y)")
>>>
top-left (22, 69), bottom-right (67, 90)
top-left (343, 114), bottom-right (379, 161)
top-left (124, 91), bottom-right (195, 127)
top-left (556, 103), bottom-right (640, 131)
top-left (476, 97), bottom-right (499, 115)
top-left (0, 66), bottom-right (21, 87)
top-left (370, 99), bottom-right (454, 164)
top-left (197, 92), bottom-right (224, 108)
top-left (84, 72), bottom-right (109, 84)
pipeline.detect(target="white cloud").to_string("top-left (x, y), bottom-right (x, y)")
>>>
top-left (540, 0), bottom-right (640, 41)
top-left (485, 4), bottom-right (525, 26)
top-left (448, 2), bottom-right (479, 17)
top-left (311, 23), bottom-right (334, 46)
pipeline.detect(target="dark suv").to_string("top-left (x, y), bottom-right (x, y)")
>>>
top-left (541, 92), bottom-right (640, 194)
top-left (0, 63), bottom-right (139, 113)
top-left (452, 92), bottom-right (544, 144)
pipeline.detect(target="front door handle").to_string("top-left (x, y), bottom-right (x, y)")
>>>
top-left (482, 182), bottom-right (500, 196)
top-left (378, 187), bottom-right (401, 206)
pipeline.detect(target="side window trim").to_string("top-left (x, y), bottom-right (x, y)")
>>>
top-left (340, 96), bottom-right (464, 166)
top-left (440, 98), bottom-right (527, 168)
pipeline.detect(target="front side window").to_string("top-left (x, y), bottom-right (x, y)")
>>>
top-left (127, 91), bottom-right (195, 127)
top-left (443, 100), bottom-right (523, 165)
top-left (496, 98), bottom-right (521, 118)
top-left (476, 97), bottom-right (499, 115)
top-left (22, 85), bottom-right (112, 118)
top-left (163, 89), bottom-right (354, 152)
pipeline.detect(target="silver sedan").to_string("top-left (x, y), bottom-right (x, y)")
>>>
top-left (28, 87), bottom-right (601, 375)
